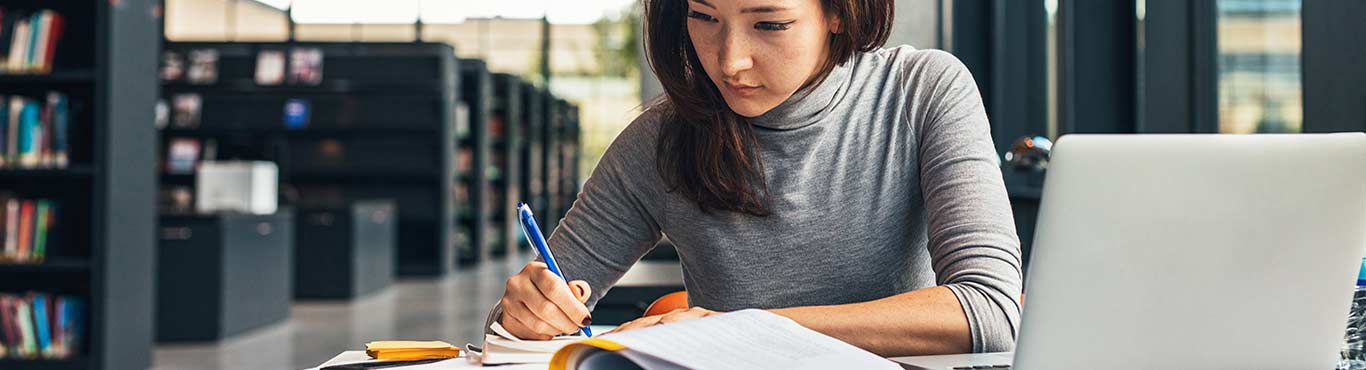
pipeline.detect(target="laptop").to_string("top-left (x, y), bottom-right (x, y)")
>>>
top-left (893, 133), bottom-right (1366, 370)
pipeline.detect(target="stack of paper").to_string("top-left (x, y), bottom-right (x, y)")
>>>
top-left (364, 341), bottom-right (461, 360)
top-left (470, 321), bottom-right (586, 364)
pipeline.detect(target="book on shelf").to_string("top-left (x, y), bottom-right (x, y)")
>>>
top-left (0, 92), bottom-right (70, 169)
top-left (0, 9), bottom-right (65, 75)
top-left (165, 137), bottom-right (201, 174)
top-left (0, 293), bottom-right (84, 360)
top-left (288, 47), bottom-right (323, 85)
top-left (283, 98), bottom-right (310, 129)
top-left (170, 93), bottom-right (201, 129)
top-left (187, 49), bottom-right (218, 85)
top-left (159, 50), bottom-right (184, 82)
top-left (255, 50), bottom-right (285, 86)
top-left (0, 194), bottom-right (57, 264)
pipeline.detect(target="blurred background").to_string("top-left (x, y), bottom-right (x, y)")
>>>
top-left (0, 0), bottom-right (1361, 369)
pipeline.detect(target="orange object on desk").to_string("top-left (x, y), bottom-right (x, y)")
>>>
top-left (643, 291), bottom-right (689, 317)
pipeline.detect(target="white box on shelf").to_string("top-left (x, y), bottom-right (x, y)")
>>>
top-left (196, 161), bottom-right (278, 215)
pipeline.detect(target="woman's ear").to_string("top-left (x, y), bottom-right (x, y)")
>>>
top-left (828, 14), bottom-right (843, 34)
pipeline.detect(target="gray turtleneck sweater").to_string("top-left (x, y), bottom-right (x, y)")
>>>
top-left (491, 46), bottom-right (1022, 353)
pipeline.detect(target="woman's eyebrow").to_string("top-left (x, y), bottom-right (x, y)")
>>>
top-left (688, 0), bottom-right (792, 13)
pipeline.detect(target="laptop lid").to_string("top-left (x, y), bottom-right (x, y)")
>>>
top-left (1013, 133), bottom-right (1366, 370)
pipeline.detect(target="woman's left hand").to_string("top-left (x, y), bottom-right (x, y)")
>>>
top-left (604, 307), bottom-right (721, 334)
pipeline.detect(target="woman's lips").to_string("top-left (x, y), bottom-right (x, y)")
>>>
top-left (723, 80), bottom-right (762, 97)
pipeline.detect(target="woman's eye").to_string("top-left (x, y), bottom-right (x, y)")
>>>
top-left (687, 10), bottom-right (716, 22)
top-left (755, 21), bottom-right (793, 31)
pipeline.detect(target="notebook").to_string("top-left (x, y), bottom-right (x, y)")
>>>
top-left (550, 309), bottom-right (900, 370)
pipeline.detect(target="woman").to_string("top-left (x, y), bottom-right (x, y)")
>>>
top-left (489, 0), bottom-right (1021, 357)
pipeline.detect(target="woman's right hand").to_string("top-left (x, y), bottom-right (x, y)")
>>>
top-left (498, 262), bottom-right (593, 340)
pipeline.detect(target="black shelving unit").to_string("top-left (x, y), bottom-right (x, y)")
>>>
top-left (456, 59), bottom-right (492, 265)
top-left (518, 82), bottom-right (546, 250)
top-left (538, 92), bottom-right (560, 233)
top-left (0, 0), bottom-right (159, 369)
top-left (156, 42), bottom-right (458, 277)
top-left (489, 73), bottom-right (522, 258)
top-left (562, 103), bottom-right (582, 207)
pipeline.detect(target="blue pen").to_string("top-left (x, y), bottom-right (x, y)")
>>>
top-left (517, 202), bottom-right (593, 337)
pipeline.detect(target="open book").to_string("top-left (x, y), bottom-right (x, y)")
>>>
top-left (549, 309), bottom-right (900, 370)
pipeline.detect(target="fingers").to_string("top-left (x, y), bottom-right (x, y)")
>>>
top-left (568, 280), bottom-right (592, 304)
top-left (657, 307), bottom-right (712, 324)
top-left (605, 308), bottom-right (718, 335)
top-left (530, 270), bottom-right (593, 327)
top-left (499, 299), bottom-right (555, 340)
top-left (607, 313), bottom-right (667, 334)
top-left (499, 262), bottom-right (590, 340)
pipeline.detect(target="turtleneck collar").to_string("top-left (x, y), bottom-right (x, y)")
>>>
top-left (746, 57), bottom-right (854, 131)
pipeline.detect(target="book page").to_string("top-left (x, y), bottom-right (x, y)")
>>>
top-left (598, 309), bottom-right (900, 370)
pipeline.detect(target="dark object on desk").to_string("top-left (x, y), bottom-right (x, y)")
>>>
top-left (156, 210), bottom-right (294, 343)
top-left (1003, 135), bottom-right (1052, 171)
top-left (320, 358), bottom-right (445, 370)
top-left (593, 261), bottom-right (685, 325)
top-left (294, 200), bottom-right (396, 300)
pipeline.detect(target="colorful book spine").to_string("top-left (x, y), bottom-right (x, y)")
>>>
top-left (30, 293), bottom-right (49, 357)
top-left (32, 199), bottom-right (48, 261)
top-left (15, 200), bottom-right (31, 261)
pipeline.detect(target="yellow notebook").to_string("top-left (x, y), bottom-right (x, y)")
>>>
top-left (364, 340), bottom-right (461, 360)
top-left (549, 309), bottom-right (900, 370)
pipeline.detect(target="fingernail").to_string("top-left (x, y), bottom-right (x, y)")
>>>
top-left (581, 317), bottom-right (592, 326)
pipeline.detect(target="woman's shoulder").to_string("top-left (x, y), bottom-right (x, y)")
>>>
top-left (854, 46), bottom-right (976, 93)
top-left (597, 103), bottom-right (667, 173)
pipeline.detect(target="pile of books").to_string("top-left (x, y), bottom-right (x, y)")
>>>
top-left (0, 195), bottom-right (57, 264)
top-left (0, 92), bottom-right (71, 169)
top-left (0, 9), bottom-right (65, 74)
top-left (0, 292), bottom-right (83, 360)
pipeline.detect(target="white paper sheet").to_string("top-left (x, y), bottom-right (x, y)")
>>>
top-left (595, 309), bottom-right (900, 370)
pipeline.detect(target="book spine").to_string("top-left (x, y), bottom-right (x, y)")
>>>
top-left (33, 199), bottom-right (48, 261)
top-left (17, 98), bottom-right (37, 167)
top-left (6, 17), bottom-right (23, 73)
top-left (50, 296), bottom-right (63, 357)
top-left (30, 293), bottom-right (49, 358)
top-left (50, 92), bottom-right (67, 168)
top-left (15, 297), bottom-right (33, 357)
top-left (0, 194), bottom-right (8, 261)
top-left (6, 96), bottom-right (18, 162)
top-left (38, 93), bottom-right (49, 167)
top-left (0, 296), bottom-right (12, 357)
top-left (32, 11), bottom-right (48, 73)
top-left (0, 93), bottom-right (7, 167)
top-left (25, 12), bottom-right (38, 72)
top-left (4, 199), bottom-right (17, 259)
top-left (41, 12), bottom-right (61, 74)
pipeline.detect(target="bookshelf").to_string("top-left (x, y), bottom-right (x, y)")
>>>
top-left (457, 58), bottom-right (492, 265)
top-left (518, 82), bottom-right (546, 249)
top-left (156, 42), bottom-right (458, 277)
top-left (489, 73), bottom-right (522, 258)
top-left (0, 0), bottom-right (159, 369)
top-left (561, 103), bottom-right (583, 209)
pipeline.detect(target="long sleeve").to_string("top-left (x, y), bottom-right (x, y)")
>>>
top-left (908, 50), bottom-right (1024, 353)
top-left (484, 111), bottom-right (667, 333)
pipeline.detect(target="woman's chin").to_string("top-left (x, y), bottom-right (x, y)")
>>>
top-left (723, 97), bottom-right (781, 118)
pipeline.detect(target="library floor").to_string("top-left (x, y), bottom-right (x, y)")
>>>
top-left (151, 252), bottom-right (531, 370)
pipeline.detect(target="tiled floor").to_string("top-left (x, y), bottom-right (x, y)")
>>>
top-left (152, 253), bottom-right (530, 370)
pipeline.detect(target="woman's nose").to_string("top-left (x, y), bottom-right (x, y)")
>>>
top-left (718, 27), bottom-right (753, 77)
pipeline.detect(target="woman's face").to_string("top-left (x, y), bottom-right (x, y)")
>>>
top-left (686, 0), bottom-right (835, 117)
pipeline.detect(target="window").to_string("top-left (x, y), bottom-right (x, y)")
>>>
top-left (1216, 0), bottom-right (1302, 134)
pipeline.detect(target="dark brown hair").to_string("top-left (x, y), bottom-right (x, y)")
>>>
top-left (644, 0), bottom-right (894, 216)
